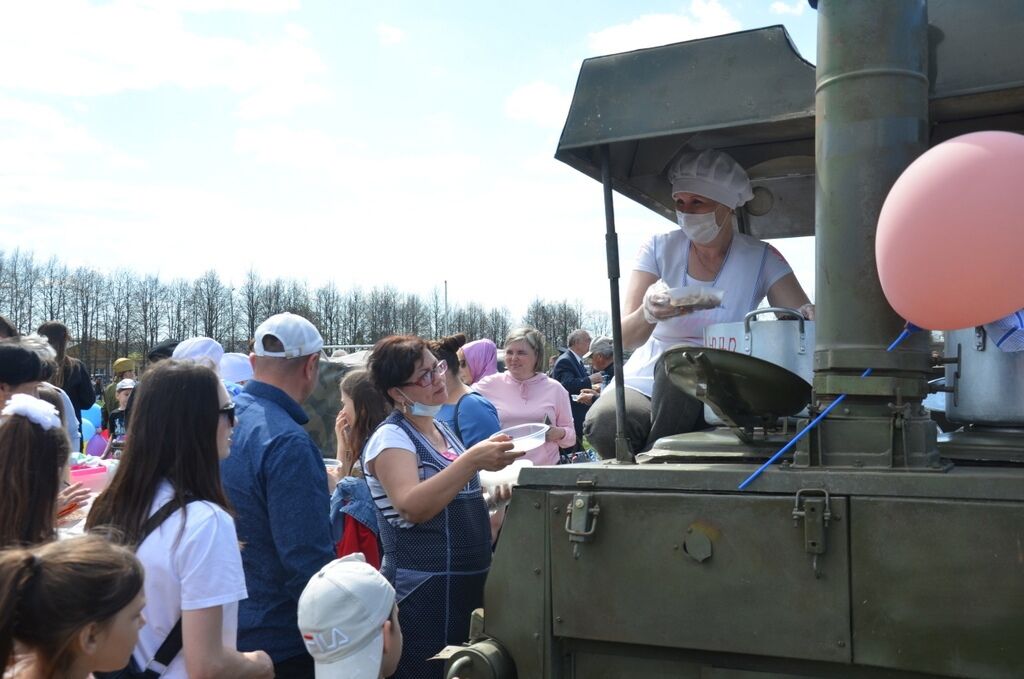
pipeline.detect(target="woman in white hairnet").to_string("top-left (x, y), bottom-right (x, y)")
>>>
top-left (584, 148), bottom-right (814, 457)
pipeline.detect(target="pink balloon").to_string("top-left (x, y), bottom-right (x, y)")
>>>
top-left (876, 131), bottom-right (1024, 330)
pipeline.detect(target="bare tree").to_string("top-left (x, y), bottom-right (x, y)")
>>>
top-left (194, 270), bottom-right (225, 339)
top-left (240, 268), bottom-right (262, 340)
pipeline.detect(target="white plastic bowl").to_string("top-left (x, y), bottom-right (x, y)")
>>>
top-left (497, 423), bottom-right (549, 452)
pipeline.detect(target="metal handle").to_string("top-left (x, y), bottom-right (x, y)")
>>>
top-left (743, 307), bottom-right (807, 355)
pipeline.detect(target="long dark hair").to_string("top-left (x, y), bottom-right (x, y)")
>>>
top-left (86, 360), bottom-right (232, 545)
top-left (0, 411), bottom-right (70, 548)
top-left (339, 369), bottom-right (391, 456)
top-left (36, 321), bottom-right (74, 388)
top-left (0, 535), bottom-right (143, 676)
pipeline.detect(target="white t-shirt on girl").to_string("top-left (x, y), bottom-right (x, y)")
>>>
top-left (133, 480), bottom-right (248, 678)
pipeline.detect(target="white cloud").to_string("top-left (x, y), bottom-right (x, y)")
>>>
top-left (0, 2), bottom-right (326, 119)
top-left (770, 1), bottom-right (807, 17)
top-left (0, 95), bottom-right (143, 175)
top-left (504, 81), bottom-right (572, 129)
top-left (377, 23), bottom-right (406, 46)
top-left (587, 0), bottom-right (741, 54)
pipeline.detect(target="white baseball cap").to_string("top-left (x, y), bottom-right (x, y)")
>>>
top-left (115, 378), bottom-right (136, 391)
top-left (219, 352), bottom-right (254, 383)
top-left (298, 553), bottom-right (395, 679)
top-left (171, 337), bottom-right (225, 371)
top-left (253, 313), bottom-right (324, 359)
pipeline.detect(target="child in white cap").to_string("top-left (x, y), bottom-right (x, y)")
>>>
top-left (298, 553), bottom-right (403, 679)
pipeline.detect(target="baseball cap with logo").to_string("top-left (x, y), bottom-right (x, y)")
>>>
top-left (254, 312), bottom-right (324, 359)
top-left (298, 553), bottom-right (395, 679)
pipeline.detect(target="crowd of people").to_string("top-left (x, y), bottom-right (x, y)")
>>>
top-left (0, 147), bottom-right (834, 678)
top-left (0, 307), bottom-right (619, 679)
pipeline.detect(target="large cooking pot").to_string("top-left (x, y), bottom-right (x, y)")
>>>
top-left (945, 327), bottom-right (1024, 426)
top-left (702, 307), bottom-right (815, 425)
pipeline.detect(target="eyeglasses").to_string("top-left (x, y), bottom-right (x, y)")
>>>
top-left (219, 403), bottom-right (236, 427)
top-left (403, 360), bottom-right (448, 388)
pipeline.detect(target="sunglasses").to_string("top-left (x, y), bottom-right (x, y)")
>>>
top-left (219, 403), bottom-right (236, 426)
top-left (403, 359), bottom-right (448, 388)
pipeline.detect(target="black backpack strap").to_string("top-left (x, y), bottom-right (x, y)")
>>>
top-left (136, 496), bottom-right (200, 677)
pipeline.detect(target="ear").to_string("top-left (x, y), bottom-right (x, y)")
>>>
top-left (387, 387), bottom-right (408, 409)
top-left (76, 621), bottom-right (101, 659)
top-left (306, 354), bottom-right (320, 379)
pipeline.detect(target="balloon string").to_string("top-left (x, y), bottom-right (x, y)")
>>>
top-left (736, 323), bottom-right (920, 490)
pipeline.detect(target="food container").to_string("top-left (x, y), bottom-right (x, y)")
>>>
top-left (945, 327), bottom-right (1024, 426)
top-left (702, 307), bottom-right (814, 425)
top-left (497, 423), bottom-right (549, 452)
top-left (70, 464), bottom-right (110, 494)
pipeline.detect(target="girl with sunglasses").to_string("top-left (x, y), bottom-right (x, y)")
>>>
top-left (364, 335), bottom-right (522, 679)
top-left (86, 360), bottom-right (273, 678)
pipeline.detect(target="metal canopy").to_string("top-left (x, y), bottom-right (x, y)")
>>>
top-left (555, 1), bottom-right (1024, 239)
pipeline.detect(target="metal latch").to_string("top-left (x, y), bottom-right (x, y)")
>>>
top-left (792, 488), bottom-right (831, 578)
top-left (564, 479), bottom-right (600, 559)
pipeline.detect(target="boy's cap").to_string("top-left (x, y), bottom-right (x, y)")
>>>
top-left (253, 313), bottom-right (324, 359)
top-left (298, 553), bottom-right (395, 678)
top-left (115, 378), bottom-right (136, 391)
top-left (112, 357), bottom-right (135, 374)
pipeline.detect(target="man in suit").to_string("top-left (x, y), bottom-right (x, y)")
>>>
top-left (552, 329), bottom-right (603, 453)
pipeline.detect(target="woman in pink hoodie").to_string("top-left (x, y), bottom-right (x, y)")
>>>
top-left (474, 327), bottom-right (575, 465)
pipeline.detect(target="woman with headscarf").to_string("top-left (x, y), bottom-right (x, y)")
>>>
top-left (584, 148), bottom-right (814, 458)
top-left (458, 338), bottom-right (498, 386)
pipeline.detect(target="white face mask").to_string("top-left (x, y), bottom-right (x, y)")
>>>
top-left (396, 388), bottom-right (443, 417)
top-left (676, 210), bottom-right (722, 244)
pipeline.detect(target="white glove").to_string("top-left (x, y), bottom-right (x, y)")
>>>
top-left (642, 280), bottom-right (685, 324)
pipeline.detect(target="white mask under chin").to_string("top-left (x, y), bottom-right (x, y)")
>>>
top-left (676, 210), bottom-right (722, 244)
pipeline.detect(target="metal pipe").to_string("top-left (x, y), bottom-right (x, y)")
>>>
top-left (600, 144), bottom-right (634, 464)
top-left (814, 0), bottom-right (931, 397)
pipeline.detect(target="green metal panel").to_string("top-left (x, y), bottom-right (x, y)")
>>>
top-left (548, 491), bottom-right (851, 663)
top-left (850, 497), bottom-right (1024, 678)
top-left (484, 489), bottom-right (553, 679)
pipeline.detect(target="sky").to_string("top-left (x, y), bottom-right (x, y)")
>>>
top-left (0, 0), bottom-right (817, 319)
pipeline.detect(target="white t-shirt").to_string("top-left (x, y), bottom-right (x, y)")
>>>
top-left (363, 422), bottom-right (462, 529)
top-left (622, 227), bottom-right (793, 397)
top-left (133, 480), bottom-right (248, 678)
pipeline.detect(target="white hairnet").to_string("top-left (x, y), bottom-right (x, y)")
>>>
top-left (668, 148), bottom-right (753, 209)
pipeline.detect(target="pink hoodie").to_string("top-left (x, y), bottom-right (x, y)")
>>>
top-left (474, 371), bottom-right (576, 465)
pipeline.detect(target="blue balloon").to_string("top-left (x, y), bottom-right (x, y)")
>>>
top-left (82, 403), bottom-right (102, 428)
top-left (81, 419), bottom-right (96, 444)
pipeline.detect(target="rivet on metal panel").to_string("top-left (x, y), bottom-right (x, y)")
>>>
top-left (574, 498), bottom-right (585, 509)
top-left (533, 567), bottom-right (541, 575)
top-left (553, 506), bottom-right (560, 514)
top-left (533, 501), bottom-right (541, 509)
top-left (555, 616), bottom-right (563, 623)
top-left (533, 632), bottom-right (540, 640)
top-left (837, 640), bottom-right (846, 648)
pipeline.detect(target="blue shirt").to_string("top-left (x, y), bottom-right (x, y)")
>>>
top-left (221, 380), bottom-right (335, 663)
top-left (437, 392), bottom-right (501, 448)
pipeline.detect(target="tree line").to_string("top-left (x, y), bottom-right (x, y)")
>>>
top-left (0, 249), bottom-right (611, 374)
